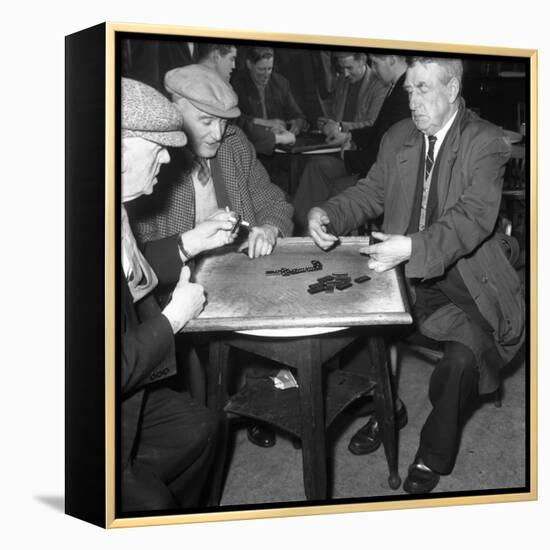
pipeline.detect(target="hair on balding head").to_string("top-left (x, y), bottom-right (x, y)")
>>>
top-left (407, 56), bottom-right (463, 86)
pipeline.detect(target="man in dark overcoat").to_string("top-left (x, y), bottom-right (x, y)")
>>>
top-left (308, 57), bottom-right (524, 493)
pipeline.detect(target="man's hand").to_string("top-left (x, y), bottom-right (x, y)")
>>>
top-left (162, 266), bottom-right (206, 333)
top-left (317, 116), bottom-right (328, 130)
top-left (308, 207), bottom-right (339, 250)
top-left (326, 130), bottom-right (351, 147)
top-left (287, 118), bottom-right (305, 135)
top-left (181, 211), bottom-right (237, 257)
top-left (274, 129), bottom-right (296, 146)
top-left (239, 224), bottom-right (278, 258)
top-left (255, 117), bottom-right (286, 132)
top-left (321, 118), bottom-right (339, 138)
top-left (359, 231), bottom-right (412, 272)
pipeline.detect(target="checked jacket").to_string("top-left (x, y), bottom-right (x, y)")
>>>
top-left (128, 124), bottom-right (294, 292)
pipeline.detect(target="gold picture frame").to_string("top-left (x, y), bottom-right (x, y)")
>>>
top-left (65, 21), bottom-right (537, 528)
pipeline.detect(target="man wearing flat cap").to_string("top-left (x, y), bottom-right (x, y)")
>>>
top-left (129, 64), bottom-right (293, 273)
top-left (121, 77), bottom-right (236, 512)
top-left (128, 64), bottom-right (294, 450)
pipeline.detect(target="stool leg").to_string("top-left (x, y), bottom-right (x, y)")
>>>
top-left (207, 339), bottom-right (230, 413)
top-left (297, 337), bottom-right (327, 500)
top-left (368, 336), bottom-right (401, 490)
top-left (206, 339), bottom-right (231, 505)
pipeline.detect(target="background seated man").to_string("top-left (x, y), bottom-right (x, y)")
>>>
top-left (308, 57), bottom-right (524, 494)
top-left (231, 46), bottom-right (308, 192)
top-left (120, 77), bottom-right (238, 512)
top-left (197, 43), bottom-right (238, 82)
top-left (318, 51), bottom-right (388, 140)
top-left (232, 46), bottom-right (307, 155)
top-left (293, 54), bottom-right (410, 234)
top-left (128, 65), bottom-right (295, 450)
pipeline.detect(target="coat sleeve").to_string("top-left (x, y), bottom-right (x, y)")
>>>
top-left (283, 85), bottom-right (306, 121)
top-left (237, 116), bottom-right (277, 155)
top-left (140, 234), bottom-right (183, 289)
top-left (406, 131), bottom-right (511, 280)
top-left (322, 134), bottom-right (389, 234)
top-left (121, 303), bottom-right (176, 396)
top-left (344, 78), bottom-right (388, 131)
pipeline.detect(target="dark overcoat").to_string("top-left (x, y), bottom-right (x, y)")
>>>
top-left (323, 100), bottom-right (524, 393)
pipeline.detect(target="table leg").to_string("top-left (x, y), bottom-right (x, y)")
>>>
top-left (208, 339), bottom-right (230, 414)
top-left (297, 337), bottom-right (327, 500)
top-left (368, 335), bottom-right (401, 490)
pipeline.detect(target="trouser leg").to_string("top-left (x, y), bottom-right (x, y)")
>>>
top-left (123, 386), bottom-right (220, 512)
top-left (418, 341), bottom-right (479, 474)
top-left (292, 156), bottom-right (348, 235)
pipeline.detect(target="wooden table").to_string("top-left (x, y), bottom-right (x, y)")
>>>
top-left (184, 237), bottom-right (412, 501)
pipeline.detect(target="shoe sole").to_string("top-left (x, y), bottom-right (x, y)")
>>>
top-left (403, 474), bottom-right (440, 494)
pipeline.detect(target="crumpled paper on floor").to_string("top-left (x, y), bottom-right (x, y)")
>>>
top-left (270, 368), bottom-right (299, 390)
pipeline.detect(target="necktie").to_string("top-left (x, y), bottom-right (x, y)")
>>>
top-left (196, 158), bottom-right (210, 186)
top-left (425, 135), bottom-right (437, 180)
top-left (258, 85), bottom-right (268, 119)
top-left (418, 135), bottom-right (438, 231)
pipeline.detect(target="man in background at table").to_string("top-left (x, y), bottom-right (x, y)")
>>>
top-left (308, 57), bottom-right (524, 493)
top-left (318, 51), bottom-right (388, 141)
top-left (121, 77), bottom-right (237, 512)
top-left (232, 46), bottom-right (307, 156)
top-left (128, 64), bottom-right (294, 449)
top-left (293, 54), bottom-right (409, 234)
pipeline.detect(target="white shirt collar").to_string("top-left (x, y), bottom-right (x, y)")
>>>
top-left (424, 108), bottom-right (459, 159)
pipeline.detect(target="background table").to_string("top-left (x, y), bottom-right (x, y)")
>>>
top-left (184, 237), bottom-right (412, 500)
top-left (274, 132), bottom-right (340, 196)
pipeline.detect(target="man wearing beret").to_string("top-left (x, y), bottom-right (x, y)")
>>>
top-left (128, 65), bottom-right (294, 449)
top-left (121, 77), bottom-right (237, 512)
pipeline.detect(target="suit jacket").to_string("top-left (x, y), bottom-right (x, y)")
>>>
top-left (323, 100), bottom-right (524, 393)
top-left (128, 124), bottom-right (294, 292)
top-left (121, 274), bottom-right (176, 468)
top-left (329, 66), bottom-right (388, 131)
top-left (232, 70), bottom-right (306, 155)
top-left (344, 72), bottom-right (410, 178)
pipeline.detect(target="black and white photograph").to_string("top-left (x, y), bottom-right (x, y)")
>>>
top-left (8, 0), bottom-right (549, 547)
top-left (110, 26), bottom-right (532, 523)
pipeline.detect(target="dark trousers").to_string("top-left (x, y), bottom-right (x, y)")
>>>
top-left (418, 340), bottom-right (479, 474)
top-left (292, 155), bottom-right (358, 235)
top-left (122, 386), bottom-right (220, 512)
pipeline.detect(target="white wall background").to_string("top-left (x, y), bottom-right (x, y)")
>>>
top-left (1, 0), bottom-right (546, 547)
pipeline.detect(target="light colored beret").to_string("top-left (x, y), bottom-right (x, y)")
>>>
top-left (164, 64), bottom-right (241, 119)
top-left (121, 77), bottom-right (187, 147)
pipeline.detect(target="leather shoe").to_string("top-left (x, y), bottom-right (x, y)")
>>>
top-left (348, 404), bottom-right (408, 456)
top-left (403, 460), bottom-right (440, 494)
top-left (247, 423), bottom-right (276, 448)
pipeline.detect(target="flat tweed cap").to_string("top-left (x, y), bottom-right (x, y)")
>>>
top-left (164, 64), bottom-right (241, 119)
top-left (121, 77), bottom-right (187, 147)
